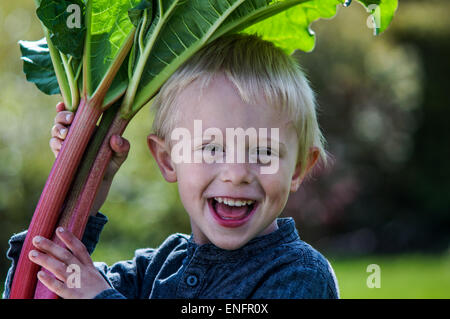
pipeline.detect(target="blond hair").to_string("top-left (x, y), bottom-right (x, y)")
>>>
top-left (151, 33), bottom-right (327, 176)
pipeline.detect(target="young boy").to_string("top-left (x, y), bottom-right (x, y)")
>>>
top-left (4, 33), bottom-right (339, 299)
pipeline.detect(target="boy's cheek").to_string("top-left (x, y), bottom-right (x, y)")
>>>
top-left (261, 168), bottom-right (292, 201)
top-left (178, 162), bottom-right (219, 183)
top-left (176, 164), bottom-right (210, 203)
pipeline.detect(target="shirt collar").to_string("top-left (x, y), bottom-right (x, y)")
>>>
top-left (186, 217), bottom-right (300, 263)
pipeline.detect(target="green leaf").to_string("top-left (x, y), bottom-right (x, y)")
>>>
top-left (102, 54), bottom-right (130, 108)
top-left (120, 0), bottom-right (183, 115)
top-left (84, 0), bottom-right (141, 102)
top-left (23, 0), bottom-right (398, 112)
top-left (127, 0), bottom-right (155, 80)
top-left (213, 0), bottom-right (397, 54)
top-left (209, 0), bottom-right (279, 41)
top-left (128, 0), bottom-right (153, 27)
top-left (356, 0), bottom-right (398, 35)
top-left (127, 0), bottom-right (247, 117)
top-left (19, 38), bottom-right (60, 95)
top-left (36, 0), bottom-right (86, 59)
top-left (240, 0), bottom-right (345, 54)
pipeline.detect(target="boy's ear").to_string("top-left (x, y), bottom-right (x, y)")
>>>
top-left (147, 134), bottom-right (177, 183)
top-left (290, 147), bottom-right (320, 192)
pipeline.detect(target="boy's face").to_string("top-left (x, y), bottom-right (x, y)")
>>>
top-left (148, 74), bottom-right (317, 250)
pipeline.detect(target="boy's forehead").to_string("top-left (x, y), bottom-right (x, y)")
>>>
top-left (176, 74), bottom-right (291, 131)
top-left (177, 74), bottom-right (247, 109)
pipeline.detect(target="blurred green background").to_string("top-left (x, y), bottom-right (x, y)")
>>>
top-left (0, 0), bottom-right (449, 298)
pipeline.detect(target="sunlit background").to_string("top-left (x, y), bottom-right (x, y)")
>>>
top-left (1, 0), bottom-right (449, 298)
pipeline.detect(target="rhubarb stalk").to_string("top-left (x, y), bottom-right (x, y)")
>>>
top-left (10, 0), bottom-right (137, 297)
top-left (9, 98), bottom-right (103, 299)
top-left (33, 101), bottom-right (122, 299)
top-left (33, 108), bottom-right (132, 299)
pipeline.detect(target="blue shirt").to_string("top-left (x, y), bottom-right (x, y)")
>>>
top-left (3, 214), bottom-right (339, 299)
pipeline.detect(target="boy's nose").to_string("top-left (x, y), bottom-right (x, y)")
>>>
top-left (219, 163), bottom-right (254, 185)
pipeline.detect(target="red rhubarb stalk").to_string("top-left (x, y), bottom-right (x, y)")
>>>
top-left (9, 11), bottom-right (136, 295)
top-left (33, 101), bottom-right (122, 299)
top-left (33, 110), bottom-right (129, 299)
top-left (9, 98), bottom-right (103, 299)
top-left (35, 119), bottom-right (129, 298)
top-left (67, 115), bottom-right (129, 239)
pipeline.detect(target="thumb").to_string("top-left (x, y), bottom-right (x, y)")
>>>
top-left (106, 135), bottom-right (130, 178)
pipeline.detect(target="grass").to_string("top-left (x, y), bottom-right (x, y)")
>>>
top-left (330, 253), bottom-right (450, 299)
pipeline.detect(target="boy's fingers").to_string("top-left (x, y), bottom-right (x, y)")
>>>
top-left (28, 250), bottom-right (68, 282)
top-left (32, 236), bottom-right (76, 266)
top-left (51, 124), bottom-right (68, 139)
top-left (55, 228), bottom-right (92, 266)
top-left (37, 270), bottom-right (69, 299)
top-left (56, 102), bottom-right (66, 113)
top-left (54, 111), bottom-right (73, 125)
top-left (49, 137), bottom-right (62, 158)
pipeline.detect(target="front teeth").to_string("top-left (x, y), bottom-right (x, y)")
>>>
top-left (214, 197), bottom-right (255, 207)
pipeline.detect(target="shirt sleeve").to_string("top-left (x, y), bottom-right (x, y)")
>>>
top-left (250, 257), bottom-right (340, 299)
top-left (2, 212), bottom-right (108, 299)
top-left (91, 247), bottom-right (155, 299)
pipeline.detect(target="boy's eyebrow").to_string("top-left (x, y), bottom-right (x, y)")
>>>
top-left (193, 135), bottom-right (287, 152)
top-left (192, 136), bottom-right (219, 144)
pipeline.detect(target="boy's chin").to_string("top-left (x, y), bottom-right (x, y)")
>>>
top-left (207, 233), bottom-right (254, 251)
top-left (213, 239), bottom-right (248, 251)
top-left (203, 220), bottom-right (279, 251)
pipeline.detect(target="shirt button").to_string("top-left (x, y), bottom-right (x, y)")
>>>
top-left (186, 275), bottom-right (198, 287)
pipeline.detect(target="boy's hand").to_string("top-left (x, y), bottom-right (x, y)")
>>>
top-left (50, 102), bottom-right (130, 215)
top-left (29, 227), bottom-right (111, 299)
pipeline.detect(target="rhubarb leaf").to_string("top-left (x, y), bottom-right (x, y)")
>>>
top-left (242, 0), bottom-right (397, 53)
top-left (211, 0), bottom-right (397, 54)
top-left (356, 0), bottom-right (398, 35)
top-left (19, 38), bottom-right (60, 95)
top-left (84, 0), bottom-right (141, 101)
top-left (119, 0), bottom-right (183, 115)
top-left (208, 0), bottom-right (282, 42)
top-left (126, 0), bottom-right (155, 82)
top-left (36, 0), bottom-right (86, 59)
top-left (128, 0), bottom-right (153, 28)
top-left (127, 0), bottom-right (345, 113)
top-left (127, 0), bottom-right (247, 117)
top-left (239, 0), bottom-right (345, 54)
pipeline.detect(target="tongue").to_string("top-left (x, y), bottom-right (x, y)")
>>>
top-left (215, 202), bottom-right (249, 219)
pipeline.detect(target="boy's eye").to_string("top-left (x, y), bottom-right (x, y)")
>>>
top-left (202, 144), bottom-right (223, 155)
top-left (250, 147), bottom-right (277, 164)
top-left (257, 148), bottom-right (271, 156)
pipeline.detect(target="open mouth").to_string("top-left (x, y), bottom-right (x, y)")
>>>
top-left (207, 197), bottom-right (258, 228)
